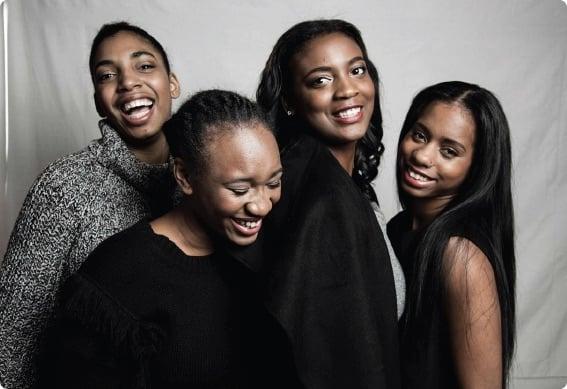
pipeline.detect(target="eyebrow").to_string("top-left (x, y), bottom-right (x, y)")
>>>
top-left (94, 50), bottom-right (157, 70)
top-left (223, 168), bottom-right (283, 185)
top-left (414, 122), bottom-right (468, 151)
top-left (302, 56), bottom-right (366, 79)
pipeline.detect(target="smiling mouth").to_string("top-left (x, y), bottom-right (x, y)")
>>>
top-left (120, 98), bottom-right (154, 119)
top-left (332, 106), bottom-right (363, 124)
top-left (408, 167), bottom-right (432, 182)
top-left (334, 106), bottom-right (361, 119)
top-left (231, 217), bottom-right (263, 237)
top-left (233, 218), bottom-right (261, 229)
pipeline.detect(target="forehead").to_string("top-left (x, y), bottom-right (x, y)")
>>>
top-left (291, 32), bottom-right (363, 70)
top-left (419, 102), bottom-right (476, 145)
top-left (204, 124), bottom-right (279, 173)
top-left (94, 31), bottom-right (161, 62)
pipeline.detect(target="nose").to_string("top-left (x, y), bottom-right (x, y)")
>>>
top-left (117, 68), bottom-right (141, 91)
top-left (245, 190), bottom-right (273, 217)
top-left (334, 76), bottom-right (358, 100)
top-left (412, 144), bottom-right (435, 168)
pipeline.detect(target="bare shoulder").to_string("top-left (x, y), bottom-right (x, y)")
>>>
top-left (443, 236), bottom-right (499, 323)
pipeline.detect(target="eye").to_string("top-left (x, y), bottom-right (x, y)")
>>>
top-left (267, 179), bottom-right (281, 189)
top-left (139, 63), bottom-right (155, 72)
top-left (411, 129), bottom-right (427, 143)
top-left (351, 65), bottom-right (367, 77)
top-left (96, 72), bottom-right (115, 83)
top-left (228, 187), bottom-right (249, 196)
top-left (309, 76), bottom-right (332, 88)
top-left (440, 147), bottom-right (459, 159)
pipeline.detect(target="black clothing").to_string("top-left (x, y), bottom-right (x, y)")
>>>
top-left (227, 134), bottom-right (401, 389)
top-left (387, 210), bottom-right (493, 389)
top-left (40, 221), bottom-right (278, 388)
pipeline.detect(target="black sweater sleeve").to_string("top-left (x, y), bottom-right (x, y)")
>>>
top-left (39, 273), bottom-right (164, 389)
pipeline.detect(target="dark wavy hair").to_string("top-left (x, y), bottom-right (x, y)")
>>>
top-left (257, 19), bottom-right (383, 202)
top-left (396, 81), bottom-right (516, 386)
top-left (163, 89), bottom-right (272, 179)
top-left (89, 21), bottom-right (172, 80)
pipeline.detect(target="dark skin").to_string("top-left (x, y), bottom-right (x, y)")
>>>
top-left (92, 31), bottom-right (180, 164)
top-left (287, 33), bottom-right (375, 175)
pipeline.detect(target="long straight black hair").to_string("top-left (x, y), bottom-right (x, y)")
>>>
top-left (257, 19), bottom-right (384, 202)
top-left (396, 81), bottom-right (516, 386)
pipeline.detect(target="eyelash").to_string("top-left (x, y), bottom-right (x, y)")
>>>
top-left (96, 72), bottom-right (115, 83)
top-left (139, 63), bottom-right (155, 71)
top-left (440, 148), bottom-right (458, 158)
top-left (310, 76), bottom-right (332, 87)
top-left (351, 65), bottom-right (367, 76)
top-left (411, 129), bottom-right (460, 158)
top-left (411, 129), bottom-right (427, 142)
top-left (229, 179), bottom-right (281, 196)
top-left (267, 179), bottom-right (281, 189)
top-left (230, 188), bottom-right (249, 196)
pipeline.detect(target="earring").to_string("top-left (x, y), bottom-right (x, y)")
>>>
top-left (287, 110), bottom-right (294, 116)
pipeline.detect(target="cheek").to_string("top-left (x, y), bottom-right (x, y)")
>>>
top-left (207, 193), bottom-right (242, 217)
top-left (96, 89), bottom-right (113, 110)
top-left (447, 161), bottom-right (472, 185)
top-left (297, 89), bottom-right (328, 114)
top-left (399, 138), bottom-right (413, 160)
top-left (362, 79), bottom-right (375, 102)
top-left (271, 188), bottom-right (282, 205)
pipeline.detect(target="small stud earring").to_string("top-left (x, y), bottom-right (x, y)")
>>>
top-left (287, 110), bottom-right (294, 116)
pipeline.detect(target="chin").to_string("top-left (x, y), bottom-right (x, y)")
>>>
top-left (226, 233), bottom-right (258, 247)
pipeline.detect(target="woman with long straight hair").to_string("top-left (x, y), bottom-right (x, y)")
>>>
top-left (388, 81), bottom-right (515, 388)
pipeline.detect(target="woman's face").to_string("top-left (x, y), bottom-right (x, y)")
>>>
top-left (191, 124), bottom-right (282, 246)
top-left (288, 32), bottom-right (375, 147)
top-left (399, 102), bottom-right (476, 208)
top-left (92, 31), bottom-right (180, 146)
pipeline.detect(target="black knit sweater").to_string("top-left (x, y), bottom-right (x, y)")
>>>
top-left (40, 221), bottom-right (280, 388)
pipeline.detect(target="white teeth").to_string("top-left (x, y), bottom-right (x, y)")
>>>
top-left (122, 98), bottom-right (153, 112)
top-left (235, 219), bottom-right (260, 229)
top-left (409, 169), bottom-right (430, 182)
top-left (336, 107), bottom-right (361, 118)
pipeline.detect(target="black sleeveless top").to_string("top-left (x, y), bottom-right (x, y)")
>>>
top-left (387, 210), bottom-right (493, 389)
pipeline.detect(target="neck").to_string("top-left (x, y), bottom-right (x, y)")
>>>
top-left (150, 203), bottom-right (214, 256)
top-left (128, 132), bottom-right (169, 164)
top-left (410, 195), bottom-right (453, 230)
top-left (327, 142), bottom-right (356, 175)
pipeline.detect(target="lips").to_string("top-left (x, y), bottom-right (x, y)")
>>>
top-left (332, 105), bottom-right (363, 124)
top-left (231, 217), bottom-right (262, 236)
top-left (118, 97), bottom-right (155, 125)
top-left (403, 164), bottom-right (435, 188)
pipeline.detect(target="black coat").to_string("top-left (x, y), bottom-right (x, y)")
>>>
top-left (226, 134), bottom-right (401, 389)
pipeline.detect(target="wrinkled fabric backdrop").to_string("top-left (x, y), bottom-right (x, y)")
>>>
top-left (0, 0), bottom-right (565, 387)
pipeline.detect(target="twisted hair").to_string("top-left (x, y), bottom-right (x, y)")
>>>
top-left (89, 21), bottom-right (171, 80)
top-left (256, 19), bottom-right (383, 202)
top-left (396, 81), bottom-right (516, 387)
top-left (163, 89), bottom-right (272, 179)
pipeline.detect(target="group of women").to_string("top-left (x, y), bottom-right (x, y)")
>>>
top-left (0, 18), bottom-right (515, 389)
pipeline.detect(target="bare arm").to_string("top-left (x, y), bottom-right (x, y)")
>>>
top-left (443, 237), bottom-right (502, 389)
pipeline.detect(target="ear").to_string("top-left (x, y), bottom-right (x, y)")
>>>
top-left (281, 97), bottom-right (295, 116)
top-left (173, 157), bottom-right (193, 196)
top-left (169, 72), bottom-right (181, 99)
top-left (94, 93), bottom-right (106, 118)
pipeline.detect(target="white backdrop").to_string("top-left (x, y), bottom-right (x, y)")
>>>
top-left (0, 0), bottom-right (566, 387)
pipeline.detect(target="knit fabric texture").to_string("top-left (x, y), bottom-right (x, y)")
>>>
top-left (0, 120), bottom-right (175, 389)
top-left (371, 202), bottom-right (406, 319)
top-left (41, 221), bottom-right (267, 388)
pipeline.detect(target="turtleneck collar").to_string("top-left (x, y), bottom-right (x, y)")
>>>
top-left (89, 120), bottom-right (174, 196)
